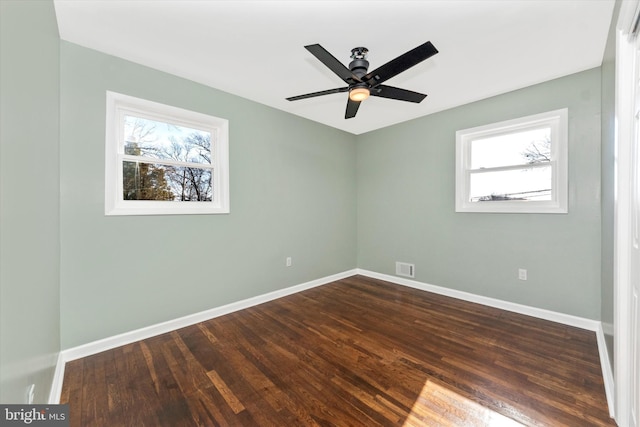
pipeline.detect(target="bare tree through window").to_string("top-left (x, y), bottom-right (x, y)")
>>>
top-left (522, 136), bottom-right (551, 164)
top-left (122, 116), bottom-right (213, 202)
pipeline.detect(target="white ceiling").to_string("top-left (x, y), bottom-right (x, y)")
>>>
top-left (53, 0), bottom-right (615, 135)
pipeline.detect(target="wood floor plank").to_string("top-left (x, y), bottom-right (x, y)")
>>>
top-left (61, 358), bottom-right (83, 427)
top-left (60, 275), bottom-right (615, 426)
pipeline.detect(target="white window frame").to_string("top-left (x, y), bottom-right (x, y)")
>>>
top-left (455, 108), bottom-right (568, 214)
top-left (105, 91), bottom-right (229, 216)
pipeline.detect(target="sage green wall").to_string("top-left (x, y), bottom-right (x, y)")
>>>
top-left (59, 42), bottom-right (357, 349)
top-left (0, 1), bottom-right (61, 403)
top-left (357, 68), bottom-right (602, 319)
top-left (600, 0), bottom-right (620, 367)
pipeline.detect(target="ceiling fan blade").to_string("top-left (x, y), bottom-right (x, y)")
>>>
top-left (345, 98), bottom-right (361, 119)
top-left (369, 85), bottom-right (427, 103)
top-left (363, 41), bottom-right (438, 87)
top-left (305, 44), bottom-right (361, 84)
top-left (286, 87), bottom-right (349, 101)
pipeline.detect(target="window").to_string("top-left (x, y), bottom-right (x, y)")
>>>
top-left (105, 91), bottom-right (229, 215)
top-left (455, 108), bottom-right (568, 213)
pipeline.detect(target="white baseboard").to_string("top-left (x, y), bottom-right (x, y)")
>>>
top-left (356, 269), bottom-right (616, 418)
top-left (601, 321), bottom-right (614, 336)
top-left (48, 352), bottom-right (65, 404)
top-left (595, 323), bottom-right (616, 418)
top-left (49, 269), bottom-right (357, 403)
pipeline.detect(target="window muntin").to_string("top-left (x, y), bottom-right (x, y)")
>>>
top-left (455, 109), bottom-right (568, 213)
top-left (106, 92), bottom-right (229, 215)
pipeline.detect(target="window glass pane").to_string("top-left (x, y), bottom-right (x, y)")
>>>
top-left (471, 127), bottom-right (551, 169)
top-left (123, 115), bottom-right (212, 165)
top-left (469, 166), bottom-right (552, 202)
top-left (123, 161), bottom-right (213, 201)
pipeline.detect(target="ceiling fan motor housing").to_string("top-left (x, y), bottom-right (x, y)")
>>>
top-left (349, 47), bottom-right (369, 79)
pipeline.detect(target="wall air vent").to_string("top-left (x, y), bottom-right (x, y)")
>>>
top-left (395, 262), bottom-right (415, 278)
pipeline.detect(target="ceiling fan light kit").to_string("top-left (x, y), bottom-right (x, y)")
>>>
top-left (287, 41), bottom-right (438, 119)
top-left (349, 87), bottom-right (370, 102)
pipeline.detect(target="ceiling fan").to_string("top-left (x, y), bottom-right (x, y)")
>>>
top-left (286, 41), bottom-right (438, 119)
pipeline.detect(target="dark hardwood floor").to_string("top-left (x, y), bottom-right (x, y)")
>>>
top-left (60, 275), bottom-right (615, 426)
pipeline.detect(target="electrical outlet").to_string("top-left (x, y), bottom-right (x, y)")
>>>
top-left (26, 384), bottom-right (35, 404)
top-left (518, 268), bottom-right (527, 281)
top-left (286, 257), bottom-right (292, 267)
